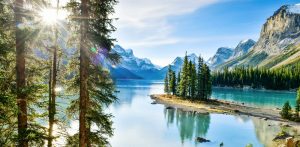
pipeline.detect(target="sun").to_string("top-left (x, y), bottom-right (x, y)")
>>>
top-left (39, 8), bottom-right (68, 25)
top-left (40, 8), bottom-right (57, 25)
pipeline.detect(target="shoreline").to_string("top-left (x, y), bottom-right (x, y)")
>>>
top-left (213, 86), bottom-right (297, 93)
top-left (150, 94), bottom-right (300, 128)
top-left (151, 94), bottom-right (300, 146)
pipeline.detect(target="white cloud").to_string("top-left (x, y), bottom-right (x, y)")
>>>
top-left (113, 0), bottom-right (220, 48)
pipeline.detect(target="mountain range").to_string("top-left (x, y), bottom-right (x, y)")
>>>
top-left (109, 4), bottom-right (300, 79)
top-left (216, 4), bottom-right (300, 70)
top-left (109, 45), bottom-right (198, 80)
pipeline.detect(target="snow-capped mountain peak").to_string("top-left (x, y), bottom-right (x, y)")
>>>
top-left (287, 4), bottom-right (300, 14)
top-left (232, 39), bottom-right (256, 58)
top-left (207, 47), bottom-right (233, 68)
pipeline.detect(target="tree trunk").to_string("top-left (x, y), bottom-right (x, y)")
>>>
top-left (48, 1), bottom-right (60, 146)
top-left (79, 0), bottom-right (89, 145)
top-left (48, 27), bottom-right (58, 147)
top-left (48, 68), bottom-right (53, 147)
top-left (15, 0), bottom-right (28, 146)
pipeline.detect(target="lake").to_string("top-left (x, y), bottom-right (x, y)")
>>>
top-left (108, 80), bottom-right (297, 147)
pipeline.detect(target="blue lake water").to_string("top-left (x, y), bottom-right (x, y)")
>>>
top-left (108, 80), bottom-right (297, 147)
top-left (212, 87), bottom-right (296, 109)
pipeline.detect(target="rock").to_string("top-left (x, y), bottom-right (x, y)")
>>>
top-left (294, 139), bottom-right (300, 147)
top-left (219, 142), bottom-right (224, 147)
top-left (166, 106), bottom-right (174, 109)
top-left (273, 131), bottom-right (292, 141)
top-left (151, 102), bottom-right (157, 105)
top-left (233, 109), bottom-right (240, 113)
top-left (286, 137), bottom-right (294, 147)
top-left (196, 137), bottom-right (210, 143)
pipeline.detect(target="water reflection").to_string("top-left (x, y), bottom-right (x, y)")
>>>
top-left (108, 80), bottom-right (295, 147)
top-left (164, 108), bottom-right (210, 144)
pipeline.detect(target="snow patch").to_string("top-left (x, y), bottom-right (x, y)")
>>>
top-left (287, 4), bottom-right (300, 14)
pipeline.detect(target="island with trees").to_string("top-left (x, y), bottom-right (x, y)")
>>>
top-left (152, 53), bottom-right (300, 145)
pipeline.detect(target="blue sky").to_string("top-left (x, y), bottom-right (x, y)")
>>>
top-left (113, 0), bottom-right (300, 66)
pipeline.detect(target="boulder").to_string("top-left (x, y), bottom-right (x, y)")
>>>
top-left (286, 137), bottom-right (293, 147)
top-left (196, 137), bottom-right (210, 143)
top-left (273, 131), bottom-right (292, 141)
top-left (166, 106), bottom-right (174, 109)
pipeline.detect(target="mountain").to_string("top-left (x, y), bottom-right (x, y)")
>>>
top-left (158, 53), bottom-right (198, 79)
top-left (109, 48), bottom-right (199, 80)
top-left (109, 45), bottom-right (161, 79)
top-left (207, 47), bottom-right (234, 69)
top-left (232, 39), bottom-right (256, 58)
top-left (217, 4), bottom-right (300, 69)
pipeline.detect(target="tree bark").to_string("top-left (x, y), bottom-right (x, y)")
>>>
top-left (48, 1), bottom-right (60, 146)
top-left (15, 0), bottom-right (28, 146)
top-left (79, 0), bottom-right (89, 145)
top-left (48, 68), bottom-right (53, 147)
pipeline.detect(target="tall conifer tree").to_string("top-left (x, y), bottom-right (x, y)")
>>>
top-left (179, 53), bottom-right (189, 97)
top-left (197, 56), bottom-right (204, 99)
top-left (164, 73), bottom-right (169, 94)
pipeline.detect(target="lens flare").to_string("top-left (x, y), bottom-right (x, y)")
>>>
top-left (40, 8), bottom-right (57, 25)
top-left (39, 8), bottom-right (68, 25)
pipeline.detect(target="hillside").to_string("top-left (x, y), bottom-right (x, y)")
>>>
top-left (217, 4), bottom-right (300, 70)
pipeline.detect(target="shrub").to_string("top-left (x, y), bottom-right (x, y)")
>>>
top-left (280, 101), bottom-right (292, 119)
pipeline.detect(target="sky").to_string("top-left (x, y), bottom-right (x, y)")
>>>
top-left (112, 0), bottom-right (300, 67)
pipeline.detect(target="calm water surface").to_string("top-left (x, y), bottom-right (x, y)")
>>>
top-left (212, 87), bottom-right (296, 108)
top-left (108, 80), bottom-right (296, 147)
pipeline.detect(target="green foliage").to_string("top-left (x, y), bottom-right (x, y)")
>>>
top-left (179, 53), bottom-right (189, 97)
top-left (0, 0), bottom-right (120, 146)
top-left (164, 73), bottom-right (169, 94)
top-left (189, 61), bottom-right (196, 98)
top-left (196, 56), bottom-right (204, 98)
top-left (65, 0), bottom-right (119, 145)
top-left (295, 87), bottom-right (300, 117)
top-left (212, 65), bottom-right (300, 90)
top-left (169, 71), bottom-right (177, 95)
top-left (164, 53), bottom-right (212, 100)
top-left (280, 101), bottom-right (292, 119)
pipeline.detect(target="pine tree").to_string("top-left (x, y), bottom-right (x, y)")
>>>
top-left (187, 61), bottom-right (192, 97)
top-left (190, 63), bottom-right (196, 99)
top-left (179, 53), bottom-right (189, 97)
top-left (280, 101), bottom-right (292, 119)
top-left (170, 71), bottom-right (177, 95)
top-left (205, 64), bottom-right (212, 99)
top-left (164, 73), bottom-right (169, 94)
top-left (168, 65), bottom-right (172, 94)
top-left (200, 64), bottom-right (212, 100)
top-left (176, 70), bottom-right (181, 96)
top-left (48, 1), bottom-right (60, 146)
top-left (296, 87), bottom-right (300, 118)
top-left (197, 56), bottom-right (204, 99)
top-left (66, 0), bottom-right (119, 145)
top-left (212, 66), bottom-right (300, 90)
top-left (0, 2), bottom-right (18, 145)
top-left (14, 0), bottom-right (28, 145)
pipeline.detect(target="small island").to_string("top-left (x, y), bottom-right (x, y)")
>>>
top-left (153, 53), bottom-right (300, 146)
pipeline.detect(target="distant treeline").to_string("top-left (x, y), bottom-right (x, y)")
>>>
top-left (164, 54), bottom-right (212, 100)
top-left (212, 64), bottom-right (300, 90)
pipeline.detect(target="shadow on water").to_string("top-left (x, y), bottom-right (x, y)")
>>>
top-left (109, 80), bottom-right (296, 147)
top-left (164, 108), bottom-right (210, 144)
